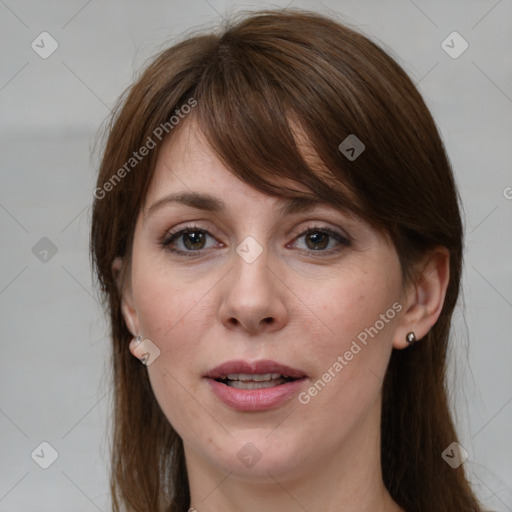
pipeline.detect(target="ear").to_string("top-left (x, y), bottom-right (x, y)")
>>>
top-left (393, 247), bottom-right (450, 349)
top-left (112, 257), bottom-right (140, 340)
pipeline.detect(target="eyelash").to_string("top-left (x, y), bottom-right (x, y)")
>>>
top-left (160, 223), bottom-right (351, 258)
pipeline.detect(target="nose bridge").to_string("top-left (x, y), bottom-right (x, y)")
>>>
top-left (218, 236), bottom-right (288, 333)
top-left (231, 238), bottom-right (273, 302)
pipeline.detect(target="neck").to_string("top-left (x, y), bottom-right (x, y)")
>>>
top-left (185, 398), bottom-right (404, 512)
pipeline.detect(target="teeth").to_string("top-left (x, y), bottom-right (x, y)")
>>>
top-left (226, 373), bottom-right (283, 382)
top-left (227, 379), bottom-right (287, 389)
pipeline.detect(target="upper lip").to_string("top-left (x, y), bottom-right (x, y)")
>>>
top-left (204, 359), bottom-right (307, 379)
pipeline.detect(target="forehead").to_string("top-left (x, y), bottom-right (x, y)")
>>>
top-left (145, 119), bottom-right (314, 206)
top-left (151, 122), bottom-right (244, 189)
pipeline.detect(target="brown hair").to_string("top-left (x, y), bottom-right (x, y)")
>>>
top-left (90, 9), bottom-right (484, 512)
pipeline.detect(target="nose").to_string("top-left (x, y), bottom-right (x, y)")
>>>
top-left (218, 247), bottom-right (289, 335)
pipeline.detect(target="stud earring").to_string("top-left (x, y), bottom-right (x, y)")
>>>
top-left (129, 335), bottom-right (158, 366)
top-left (406, 332), bottom-right (417, 344)
top-left (129, 336), bottom-right (144, 361)
top-left (130, 335), bottom-right (143, 347)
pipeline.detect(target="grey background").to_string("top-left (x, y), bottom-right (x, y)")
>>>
top-left (1, 0), bottom-right (511, 510)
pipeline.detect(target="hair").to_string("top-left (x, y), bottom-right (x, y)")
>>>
top-left (90, 9), bottom-right (484, 512)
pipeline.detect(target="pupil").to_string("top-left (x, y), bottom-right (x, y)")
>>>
top-left (307, 232), bottom-right (328, 250)
top-left (184, 231), bottom-right (205, 250)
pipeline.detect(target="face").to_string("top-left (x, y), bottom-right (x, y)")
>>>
top-left (121, 120), bottom-right (410, 483)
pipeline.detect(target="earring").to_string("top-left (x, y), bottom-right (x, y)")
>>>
top-left (129, 336), bottom-right (144, 362)
top-left (130, 335), bottom-right (143, 348)
top-left (406, 332), bottom-right (417, 344)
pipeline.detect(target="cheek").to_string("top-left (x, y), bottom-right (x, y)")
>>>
top-left (129, 253), bottom-right (219, 423)
top-left (132, 269), bottom-right (212, 435)
top-left (293, 262), bottom-right (401, 409)
top-left (131, 251), bottom-right (214, 341)
top-left (297, 263), bottom-right (399, 355)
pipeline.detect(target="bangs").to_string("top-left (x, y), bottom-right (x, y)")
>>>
top-left (189, 29), bottom-right (370, 223)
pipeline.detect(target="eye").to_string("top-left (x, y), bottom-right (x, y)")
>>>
top-left (291, 225), bottom-right (351, 253)
top-left (160, 223), bottom-right (350, 258)
top-left (160, 225), bottom-right (221, 256)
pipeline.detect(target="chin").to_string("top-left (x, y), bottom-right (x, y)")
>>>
top-left (208, 433), bottom-right (307, 481)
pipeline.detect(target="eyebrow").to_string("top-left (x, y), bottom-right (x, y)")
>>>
top-left (144, 191), bottom-right (325, 218)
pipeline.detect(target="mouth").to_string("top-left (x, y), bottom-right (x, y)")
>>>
top-left (204, 359), bottom-right (308, 411)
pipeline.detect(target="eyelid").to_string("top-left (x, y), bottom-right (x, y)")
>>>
top-left (293, 222), bottom-right (349, 239)
top-left (162, 221), bottom-right (225, 244)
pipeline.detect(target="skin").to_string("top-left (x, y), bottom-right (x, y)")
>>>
top-left (117, 120), bottom-right (450, 512)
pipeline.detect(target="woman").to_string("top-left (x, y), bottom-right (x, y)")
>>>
top-left (90, 9), bottom-right (485, 512)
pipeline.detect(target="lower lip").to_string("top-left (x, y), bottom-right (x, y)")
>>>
top-left (205, 378), bottom-right (307, 411)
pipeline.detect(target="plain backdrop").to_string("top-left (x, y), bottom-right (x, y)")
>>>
top-left (1, 0), bottom-right (511, 510)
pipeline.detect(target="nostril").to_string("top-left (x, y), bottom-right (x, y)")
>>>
top-left (262, 317), bottom-right (273, 324)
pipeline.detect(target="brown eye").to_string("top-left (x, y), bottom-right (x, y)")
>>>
top-left (161, 226), bottom-right (219, 256)
top-left (182, 231), bottom-right (206, 250)
top-left (292, 226), bottom-right (351, 254)
top-left (305, 231), bottom-right (330, 250)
